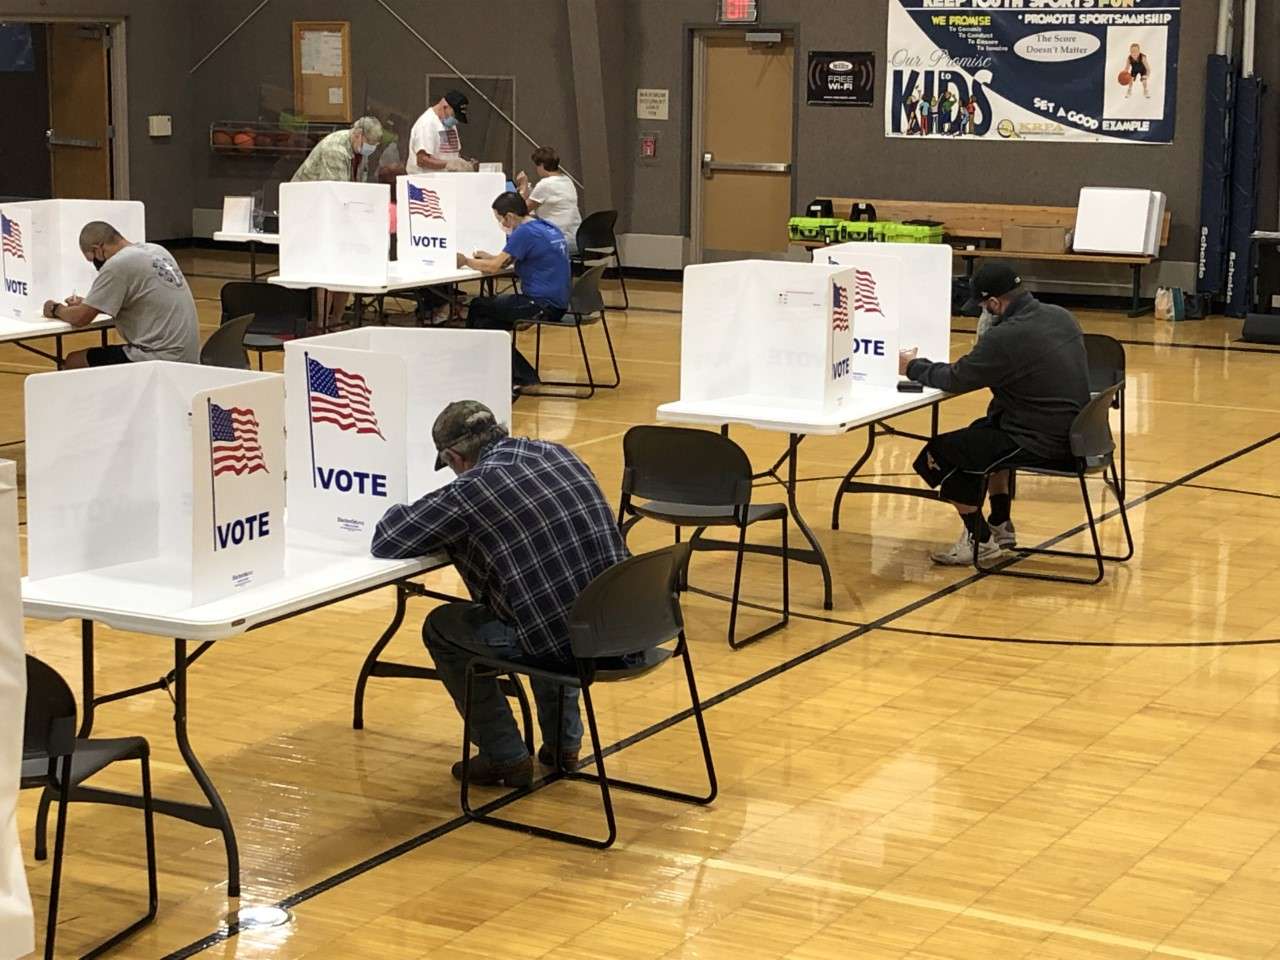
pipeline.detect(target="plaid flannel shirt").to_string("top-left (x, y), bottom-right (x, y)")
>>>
top-left (372, 437), bottom-right (628, 661)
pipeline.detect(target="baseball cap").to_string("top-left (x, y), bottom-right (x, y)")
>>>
top-left (444, 90), bottom-right (469, 123)
top-left (963, 262), bottom-right (1022, 313)
top-left (432, 400), bottom-right (497, 470)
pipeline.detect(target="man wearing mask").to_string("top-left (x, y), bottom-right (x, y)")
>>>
top-left (407, 90), bottom-right (476, 173)
top-left (457, 192), bottom-right (570, 390)
top-left (291, 116), bottom-right (384, 183)
top-left (42, 221), bottom-right (198, 368)
top-left (897, 263), bottom-right (1091, 564)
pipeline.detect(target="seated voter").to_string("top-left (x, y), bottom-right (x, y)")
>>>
top-left (372, 400), bottom-right (628, 787)
top-left (898, 263), bottom-right (1091, 565)
top-left (515, 146), bottom-right (581, 252)
top-left (42, 221), bottom-right (198, 369)
top-left (458, 192), bottom-right (571, 389)
top-left (407, 91), bottom-right (475, 174)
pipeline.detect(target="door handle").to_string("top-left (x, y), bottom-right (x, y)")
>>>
top-left (46, 130), bottom-right (102, 149)
top-left (701, 152), bottom-right (791, 178)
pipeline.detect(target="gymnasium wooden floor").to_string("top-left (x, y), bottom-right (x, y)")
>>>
top-left (5, 248), bottom-right (1280, 959)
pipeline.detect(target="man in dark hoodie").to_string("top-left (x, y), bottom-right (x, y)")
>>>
top-left (898, 263), bottom-right (1091, 564)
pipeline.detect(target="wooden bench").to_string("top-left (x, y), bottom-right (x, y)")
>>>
top-left (800, 197), bottom-right (1172, 317)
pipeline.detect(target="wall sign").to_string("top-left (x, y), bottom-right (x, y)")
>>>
top-left (808, 51), bottom-right (875, 107)
top-left (639, 133), bottom-right (658, 159)
top-left (636, 88), bottom-right (670, 121)
top-left (886, 0), bottom-right (1180, 144)
top-left (717, 0), bottom-right (758, 25)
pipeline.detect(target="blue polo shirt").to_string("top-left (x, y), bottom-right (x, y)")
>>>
top-left (504, 218), bottom-right (570, 310)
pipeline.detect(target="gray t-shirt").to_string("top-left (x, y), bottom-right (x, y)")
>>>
top-left (84, 243), bottom-right (199, 363)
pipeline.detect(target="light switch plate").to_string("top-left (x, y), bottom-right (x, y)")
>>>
top-left (147, 115), bottom-right (173, 137)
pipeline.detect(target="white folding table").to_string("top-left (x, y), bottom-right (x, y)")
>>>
top-left (657, 387), bottom-right (950, 610)
top-left (21, 544), bottom-right (468, 897)
top-left (0, 314), bottom-right (115, 369)
top-left (211, 230), bottom-right (280, 281)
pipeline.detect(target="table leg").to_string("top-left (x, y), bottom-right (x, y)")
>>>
top-left (353, 582), bottom-right (410, 729)
top-left (55, 334), bottom-right (65, 370)
top-left (1127, 264), bottom-right (1146, 317)
top-left (786, 433), bottom-right (834, 610)
top-left (249, 241), bottom-right (258, 282)
top-left (831, 425), bottom-right (876, 530)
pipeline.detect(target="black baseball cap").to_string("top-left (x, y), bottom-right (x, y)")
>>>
top-left (963, 262), bottom-right (1022, 313)
top-left (444, 90), bottom-right (469, 123)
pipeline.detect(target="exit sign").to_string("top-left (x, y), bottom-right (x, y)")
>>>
top-left (718, 0), bottom-right (758, 24)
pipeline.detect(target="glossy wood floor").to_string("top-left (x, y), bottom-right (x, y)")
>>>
top-left (5, 248), bottom-right (1280, 959)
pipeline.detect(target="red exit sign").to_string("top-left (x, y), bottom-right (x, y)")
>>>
top-left (718, 0), bottom-right (759, 24)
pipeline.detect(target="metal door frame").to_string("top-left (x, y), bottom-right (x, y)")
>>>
top-left (688, 25), bottom-right (799, 264)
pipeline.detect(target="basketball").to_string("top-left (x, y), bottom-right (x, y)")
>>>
top-left (232, 131), bottom-right (255, 152)
top-left (211, 129), bottom-right (233, 146)
top-left (1118, 70), bottom-right (1133, 86)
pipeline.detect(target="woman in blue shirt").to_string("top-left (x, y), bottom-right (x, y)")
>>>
top-left (459, 192), bottom-right (571, 389)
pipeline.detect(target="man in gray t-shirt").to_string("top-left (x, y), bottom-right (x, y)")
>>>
top-left (41, 221), bottom-right (199, 368)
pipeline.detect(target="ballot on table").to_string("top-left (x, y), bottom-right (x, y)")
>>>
top-left (0, 460), bottom-right (33, 960)
top-left (679, 260), bottom-right (864, 414)
top-left (820, 241), bottom-right (950, 369)
top-left (0, 198), bottom-right (145, 317)
top-left (25, 363), bottom-right (286, 605)
top-left (283, 327), bottom-right (512, 553)
top-left (410, 172), bottom-right (506, 258)
top-left (278, 181), bottom-right (390, 286)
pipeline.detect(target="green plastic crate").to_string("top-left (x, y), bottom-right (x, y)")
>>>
top-left (838, 220), bottom-right (889, 243)
top-left (885, 222), bottom-right (944, 244)
top-left (788, 217), bottom-right (843, 243)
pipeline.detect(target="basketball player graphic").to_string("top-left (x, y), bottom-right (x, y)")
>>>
top-left (1121, 43), bottom-right (1152, 99)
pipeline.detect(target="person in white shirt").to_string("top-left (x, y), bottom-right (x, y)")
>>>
top-left (407, 90), bottom-right (475, 173)
top-left (516, 146), bottom-right (582, 253)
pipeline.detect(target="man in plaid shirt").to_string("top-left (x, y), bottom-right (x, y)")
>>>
top-left (372, 400), bottom-right (627, 787)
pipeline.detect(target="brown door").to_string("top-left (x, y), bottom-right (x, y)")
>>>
top-left (47, 23), bottom-right (112, 199)
top-left (696, 33), bottom-right (794, 261)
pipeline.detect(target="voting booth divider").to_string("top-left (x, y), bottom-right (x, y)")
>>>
top-left (819, 241), bottom-right (953, 370)
top-left (284, 328), bottom-right (512, 553)
top-left (0, 460), bottom-right (33, 959)
top-left (395, 175), bottom-right (458, 275)
top-left (0, 198), bottom-right (145, 323)
top-left (25, 363), bottom-right (286, 606)
top-left (279, 181), bottom-right (390, 286)
top-left (409, 171), bottom-right (506, 258)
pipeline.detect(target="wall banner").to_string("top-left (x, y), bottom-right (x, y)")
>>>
top-left (886, 0), bottom-right (1180, 145)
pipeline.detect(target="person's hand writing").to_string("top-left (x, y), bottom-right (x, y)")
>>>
top-left (42, 300), bottom-right (60, 319)
top-left (66, 295), bottom-right (83, 307)
top-left (472, 250), bottom-right (492, 261)
top-left (898, 347), bottom-right (918, 376)
top-left (514, 171), bottom-right (529, 189)
top-left (456, 252), bottom-right (469, 269)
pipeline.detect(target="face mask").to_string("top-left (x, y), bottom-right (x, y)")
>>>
top-left (442, 115), bottom-right (458, 129)
top-left (91, 253), bottom-right (105, 271)
top-left (358, 141), bottom-right (376, 157)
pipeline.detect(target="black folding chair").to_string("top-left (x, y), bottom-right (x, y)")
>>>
top-left (21, 656), bottom-right (157, 960)
top-left (219, 282), bottom-right (311, 370)
top-left (974, 385), bottom-right (1134, 584)
top-left (200, 313), bottom-right (254, 369)
top-left (618, 426), bottom-right (789, 649)
top-left (457, 543), bottom-right (716, 848)
top-left (525, 266), bottom-right (621, 399)
top-left (574, 210), bottom-right (629, 310)
top-left (1083, 333), bottom-right (1127, 495)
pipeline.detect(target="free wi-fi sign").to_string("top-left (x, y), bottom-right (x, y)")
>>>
top-left (808, 51), bottom-right (876, 107)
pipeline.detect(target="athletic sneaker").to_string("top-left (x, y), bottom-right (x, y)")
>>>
top-left (930, 531), bottom-right (1001, 566)
top-left (989, 520), bottom-right (1017, 549)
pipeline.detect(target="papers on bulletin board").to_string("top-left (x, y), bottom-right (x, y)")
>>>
top-left (328, 87), bottom-right (344, 105)
top-left (300, 30), bottom-right (344, 76)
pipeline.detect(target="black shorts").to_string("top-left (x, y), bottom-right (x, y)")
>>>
top-left (913, 416), bottom-right (1068, 506)
top-left (85, 344), bottom-right (132, 367)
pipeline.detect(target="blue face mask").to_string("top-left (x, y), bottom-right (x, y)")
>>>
top-left (442, 115), bottom-right (458, 130)
top-left (358, 141), bottom-right (376, 157)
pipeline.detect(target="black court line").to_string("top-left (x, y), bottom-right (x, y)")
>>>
top-left (160, 427), bottom-right (1280, 959)
top-left (953, 327), bottom-right (1280, 356)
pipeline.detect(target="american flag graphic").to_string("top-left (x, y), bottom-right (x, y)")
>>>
top-left (1, 214), bottom-right (24, 261)
top-left (307, 356), bottom-right (384, 439)
top-left (854, 269), bottom-right (884, 316)
top-left (832, 282), bottom-right (850, 332)
top-left (407, 183), bottom-right (445, 220)
top-left (210, 403), bottom-right (268, 477)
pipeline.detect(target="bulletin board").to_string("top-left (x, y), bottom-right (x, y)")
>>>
top-left (292, 20), bottom-right (351, 122)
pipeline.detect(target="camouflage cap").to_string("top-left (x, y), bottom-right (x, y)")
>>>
top-left (432, 400), bottom-right (499, 470)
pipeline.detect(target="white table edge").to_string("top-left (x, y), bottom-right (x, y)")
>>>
top-left (655, 391), bottom-right (947, 436)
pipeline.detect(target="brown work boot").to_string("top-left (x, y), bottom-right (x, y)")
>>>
top-left (537, 744), bottom-right (581, 770)
top-left (451, 753), bottom-right (533, 787)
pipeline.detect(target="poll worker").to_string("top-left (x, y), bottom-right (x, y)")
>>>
top-left (407, 90), bottom-right (475, 174)
top-left (897, 263), bottom-right (1091, 564)
top-left (515, 146), bottom-right (582, 252)
top-left (372, 400), bottom-right (628, 787)
top-left (457, 192), bottom-right (571, 390)
top-left (42, 221), bottom-right (198, 368)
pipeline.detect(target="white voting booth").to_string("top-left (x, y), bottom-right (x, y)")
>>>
top-left (1074, 187), bottom-right (1167, 256)
top-left (0, 460), bottom-right (33, 960)
top-left (410, 172), bottom-right (506, 257)
top-left (279, 181), bottom-right (389, 286)
top-left (283, 328), bottom-right (511, 552)
top-left (0, 199), bottom-right (145, 323)
top-left (819, 241), bottom-right (953, 368)
top-left (395, 175), bottom-right (458, 275)
top-left (25, 363), bottom-right (286, 606)
top-left (679, 260), bottom-right (858, 416)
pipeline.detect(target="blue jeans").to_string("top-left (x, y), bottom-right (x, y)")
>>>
top-left (424, 602), bottom-right (582, 764)
top-left (466, 294), bottom-right (564, 386)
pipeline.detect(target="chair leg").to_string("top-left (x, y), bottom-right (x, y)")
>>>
top-left (679, 639), bottom-right (718, 804)
top-left (43, 770), bottom-right (71, 960)
top-left (1079, 473), bottom-right (1106, 585)
top-left (1110, 462), bottom-right (1136, 562)
top-left (534, 323), bottom-right (543, 377)
top-left (726, 524), bottom-right (748, 648)
top-left (614, 252), bottom-right (630, 310)
top-left (780, 515), bottom-right (790, 623)
top-left (599, 314), bottom-right (621, 388)
top-left (576, 322), bottom-right (597, 399)
top-left (505, 675), bottom-right (535, 755)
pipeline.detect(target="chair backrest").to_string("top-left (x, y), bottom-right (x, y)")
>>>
top-left (201, 313), bottom-right (254, 368)
top-left (621, 425), bottom-right (754, 508)
top-left (23, 656), bottom-right (77, 761)
top-left (1070, 384), bottom-right (1120, 470)
top-left (1082, 333), bottom-right (1126, 392)
top-left (219, 282), bottom-right (310, 337)
top-left (570, 265), bottom-right (608, 318)
top-left (568, 543), bottom-right (691, 660)
top-left (576, 209), bottom-right (619, 251)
